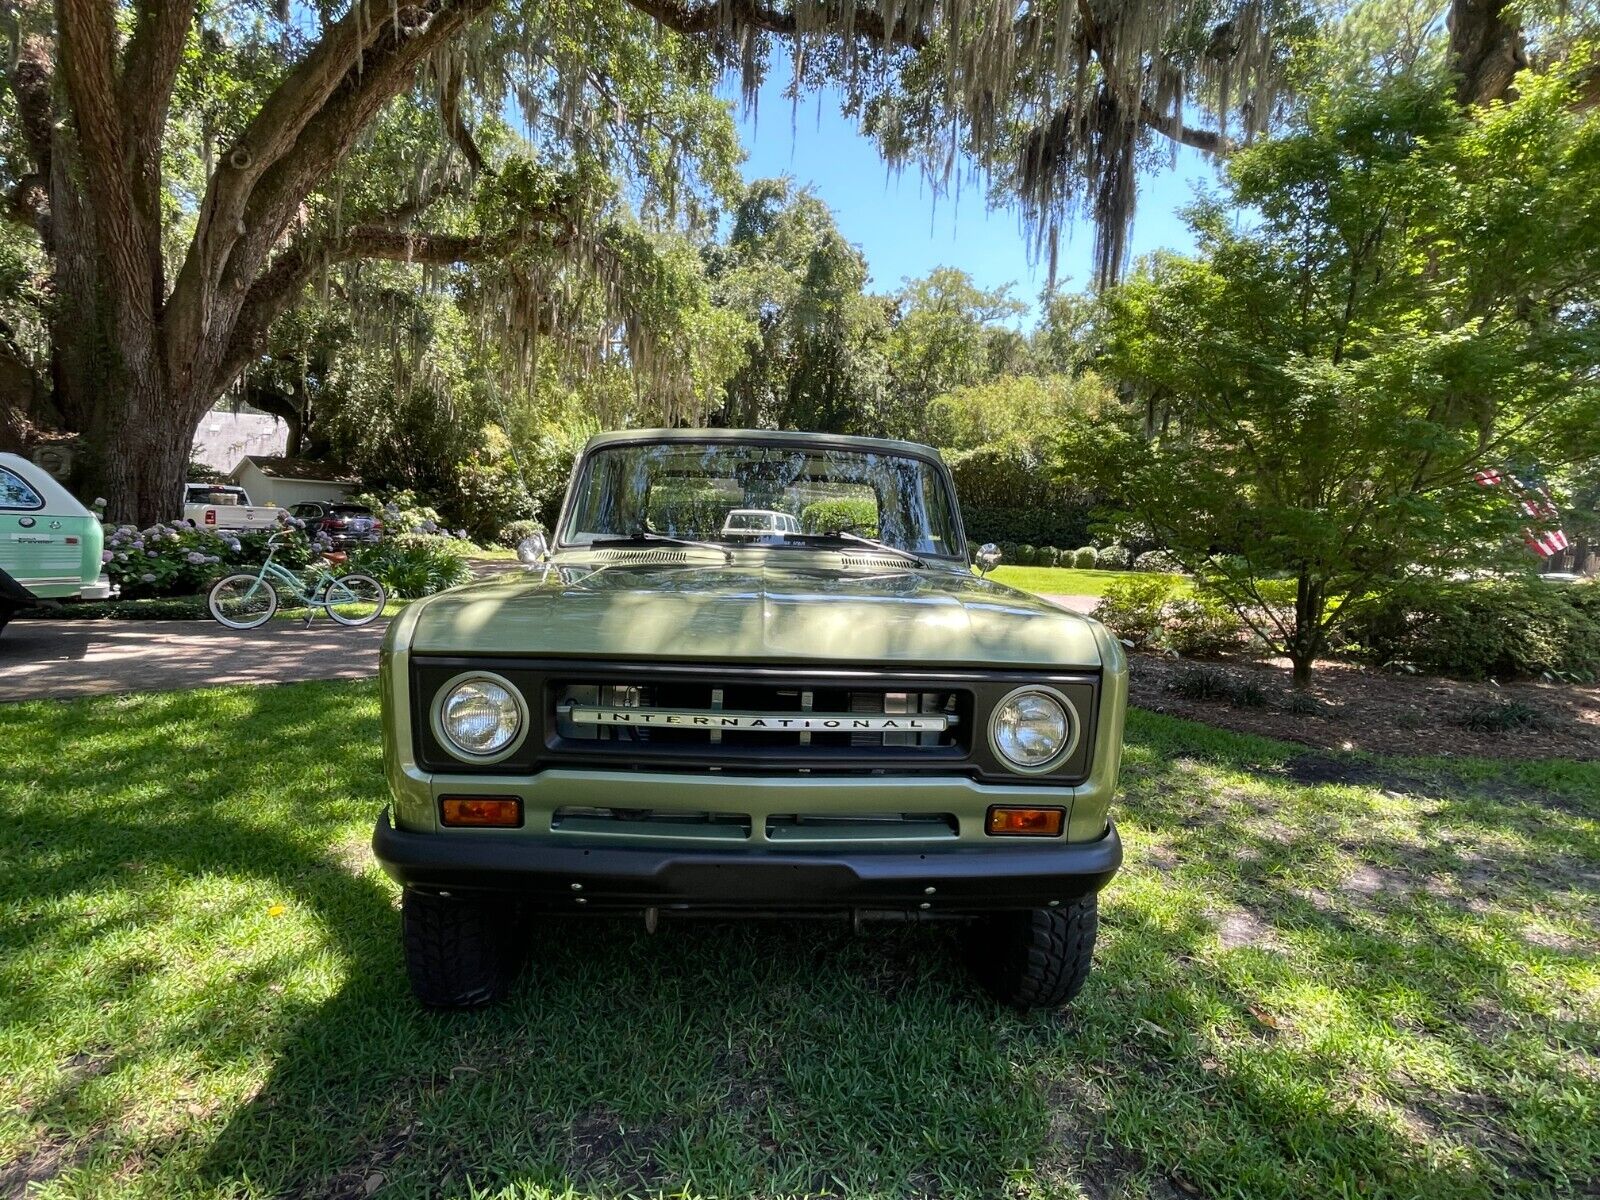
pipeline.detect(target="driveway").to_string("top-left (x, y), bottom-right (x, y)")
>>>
top-left (2, 592), bottom-right (1099, 704)
top-left (0, 618), bottom-right (387, 703)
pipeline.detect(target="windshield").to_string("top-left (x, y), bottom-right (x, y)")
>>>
top-left (562, 440), bottom-right (963, 559)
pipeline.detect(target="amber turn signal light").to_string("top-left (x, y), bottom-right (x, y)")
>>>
top-left (986, 805), bottom-right (1065, 837)
top-left (441, 796), bottom-right (523, 828)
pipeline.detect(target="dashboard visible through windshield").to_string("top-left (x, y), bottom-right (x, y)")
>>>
top-left (560, 440), bottom-right (964, 559)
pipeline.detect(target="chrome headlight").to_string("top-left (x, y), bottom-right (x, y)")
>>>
top-left (434, 672), bottom-right (527, 762)
top-left (989, 686), bottom-right (1076, 774)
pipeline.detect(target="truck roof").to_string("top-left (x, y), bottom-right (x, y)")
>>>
top-left (580, 428), bottom-right (947, 464)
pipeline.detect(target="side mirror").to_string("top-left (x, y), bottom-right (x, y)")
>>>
top-left (975, 543), bottom-right (1002, 576)
top-left (516, 533), bottom-right (549, 564)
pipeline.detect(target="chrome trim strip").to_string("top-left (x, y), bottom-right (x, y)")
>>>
top-left (563, 705), bottom-right (955, 733)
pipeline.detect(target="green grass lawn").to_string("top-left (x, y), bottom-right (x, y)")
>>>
top-left (1, 683), bottom-right (1596, 1199)
top-left (986, 565), bottom-right (1184, 597)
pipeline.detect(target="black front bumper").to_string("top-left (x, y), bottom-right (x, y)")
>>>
top-left (372, 811), bottom-right (1122, 913)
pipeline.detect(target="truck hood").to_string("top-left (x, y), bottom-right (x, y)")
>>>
top-left (402, 558), bottom-right (1105, 668)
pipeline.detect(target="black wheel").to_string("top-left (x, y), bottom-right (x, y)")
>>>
top-left (964, 896), bottom-right (1099, 1009)
top-left (401, 888), bottom-right (519, 1008)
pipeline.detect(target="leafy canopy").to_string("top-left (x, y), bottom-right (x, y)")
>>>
top-left (1077, 52), bottom-right (1600, 681)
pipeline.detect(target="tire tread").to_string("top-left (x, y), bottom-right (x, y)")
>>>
top-left (965, 896), bottom-right (1098, 1009)
top-left (402, 889), bottom-right (511, 1008)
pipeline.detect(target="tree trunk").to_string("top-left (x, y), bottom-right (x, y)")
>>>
top-left (1449, 0), bottom-right (1527, 107)
top-left (79, 363), bottom-right (199, 527)
top-left (1288, 573), bottom-right (1326, 690)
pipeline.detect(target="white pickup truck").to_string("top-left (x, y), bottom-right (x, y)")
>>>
top-left (183, 483), bottom-right (288, 531)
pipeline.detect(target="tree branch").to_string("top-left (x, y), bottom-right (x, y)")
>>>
top-left (630, 0), bottom-right (926, 48)
top-left (1137, 99), bottom-right (1232, 154)
top-left (218, 205), bottom-right (570, 397)
top-left (437, 52), bottom-right (486, 174)
top-left (121, 0), bottom-right (194, 164)
top-left (168, 0), bottom-right (497, 397)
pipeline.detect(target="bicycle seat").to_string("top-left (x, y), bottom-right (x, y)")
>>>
top-left (320, 551), bottom-right (349, 564)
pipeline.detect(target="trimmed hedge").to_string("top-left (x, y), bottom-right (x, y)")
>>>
top-left (801, 498), bottom-right (878, 537)
top-left (21, 596), bottom-right (211, 621)
top-left (959, 503), bottom-right (1094, 550)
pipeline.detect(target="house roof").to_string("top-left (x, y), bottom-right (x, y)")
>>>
top-left (233, 455), bottom-right (360, 484)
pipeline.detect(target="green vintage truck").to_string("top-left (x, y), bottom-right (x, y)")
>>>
top-left (374, 430), bottom-right (1126, 1008)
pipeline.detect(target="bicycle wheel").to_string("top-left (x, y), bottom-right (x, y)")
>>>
top-left (208, 573), bottom-right (279, 629)
top-left (324, 573), bottom-right (387, 626)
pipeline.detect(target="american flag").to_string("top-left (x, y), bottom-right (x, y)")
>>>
top-left (1476, 465), bottom-right (1570, 559)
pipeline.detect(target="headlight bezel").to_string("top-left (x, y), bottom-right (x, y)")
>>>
top-left (431, 670), bottom-right (530, 764)
top-left (987, 685), bottom-right (1079, 775)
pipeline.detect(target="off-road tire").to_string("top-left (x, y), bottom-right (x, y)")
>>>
top-left (402, 888), bottom-right (517, 1008)
top-left (964, 897), bottom-right (1099, 1009)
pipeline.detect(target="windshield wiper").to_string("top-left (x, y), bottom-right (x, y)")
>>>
top-left (784, 529), bottom-right (926, 568)
top-left (593, 525), bottom-right (734, 563)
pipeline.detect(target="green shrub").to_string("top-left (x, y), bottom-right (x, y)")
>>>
top-left (348, 488), bottom-right (448, 536)
top-left (102, 520), bottom-right (318, 599)
top-left (498, 519), bottom-right (545, 548)
top-left (449, 456), bottom-right (537, 545)
top-left (1096, 543), bottom-right (1132, 571)
top-left (1133, 549), bottom-right (1185, 574)
top-left (1072, 546), bottom-right (1098, 569)
top-left (1343, 578), bottom-right (1600, 680)
top-left (1096, 575), bottom-right (1178, 645)
top-left (802, 498), bottom-right (878, 537)
top-left (1455, 698), bottom-right (1553, 732)
top-left (1016, 543), bottom-right (1037, 566)
top-left (1170, 666), bottom-right (1267, 707)
top-left (351, 534), bottom-right (473, 598)
top-left (30, 595), bottom-right (210, 620)
top-left (1165, 596), bottom-right (1244, 658)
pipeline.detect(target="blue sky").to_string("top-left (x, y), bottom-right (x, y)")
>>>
top-left (731, 74), bottom-right (1218, 316)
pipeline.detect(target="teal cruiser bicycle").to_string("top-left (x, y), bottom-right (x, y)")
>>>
top-left (206, 531), bottom-right (387, 629)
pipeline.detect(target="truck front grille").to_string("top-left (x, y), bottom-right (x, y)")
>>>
top-left (553, 682), bottom-right (965, 751)
top-left (408, 659), bottom-right (1099, 783)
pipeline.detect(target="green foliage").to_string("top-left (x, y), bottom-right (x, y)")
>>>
top-left (497, 520), bottom-right (546, 548)
top-left (947, 437), bottom-right (1094, 547)
top-left (1342, 578), bottom-right (1600, 680)
top-left (1096, 575), bottom-right (1180, 645)
top-left (1087, 62), bottom-right (1600, 681)
top-left (32, 596), bottom-right (211, 621)
top-left (1455, 698), bottom-right (1554, 732)
top-left (887, 269), bottom-right (1027, 420)
top-left (1169, 666), bottom-right (1266, 707)
top-left (1071, 546), bottom-right (1098, 569)
top-left (800, 498), bottom-right (879, 537)
top-left (926, 373), bottom-right (1108, 452)
top-left (707, 179), bottom-right (889, 434)
top-left (1133, 550), bottom-right (1185, 574)
top-left (1165, 596), bottom-right (1246, 658)
top-left (1096, 543), bottom-right (1132, 571)
top-left (350, 534), bottom-right (473, 599)
top-left (347, 489), bottom-right (446, 536)
top-left (101, 521), bottom-right (316, 599)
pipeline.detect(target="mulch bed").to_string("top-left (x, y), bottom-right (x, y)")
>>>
top-left (1128, 652), bottom-right (1600, 760)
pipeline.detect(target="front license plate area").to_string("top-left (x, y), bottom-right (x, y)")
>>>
top-left (659, 859), bottom-right (857, 902)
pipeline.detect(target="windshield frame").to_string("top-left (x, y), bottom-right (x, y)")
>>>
top-left (554, 433), bottom-right (970, 563)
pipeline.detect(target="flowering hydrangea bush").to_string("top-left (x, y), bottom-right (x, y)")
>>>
top-left (101, 519), bottom-right (330, 598)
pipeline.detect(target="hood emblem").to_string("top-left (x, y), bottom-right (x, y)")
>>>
top-left (563, 705), bottom-right (955, 732)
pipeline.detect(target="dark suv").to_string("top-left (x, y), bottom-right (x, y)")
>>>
top-left (291, 502), bottom-right (383, 546)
